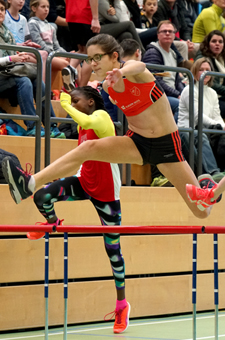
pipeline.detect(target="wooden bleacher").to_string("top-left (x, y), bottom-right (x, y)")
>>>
top-left (1, 92), bottom-right (225, 331)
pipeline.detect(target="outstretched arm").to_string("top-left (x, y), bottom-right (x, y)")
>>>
top-left (60, 92), bottom-right (114, 138)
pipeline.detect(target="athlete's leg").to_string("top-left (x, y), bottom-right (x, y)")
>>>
top-left (91, 197), bottom-right (129, 333)
top-left (34, 176), bottom-right (87, 222)
top-left (91, 198), bottom-right (125, 299)
top-left (2, 136), bottom-right (142, 204)
top-left (27, 176), bottom-right (88, 239)
top-left (33, 136), bottom-right (142, 190)
top-left (158, 161), bottom-right (212, 218)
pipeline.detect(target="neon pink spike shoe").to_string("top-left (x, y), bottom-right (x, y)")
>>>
top-left (104, 302), bottom-right (130, 334)
top-left (186, 174), bottom-right (222, 210)
top-left (186, 184), bottom-right (217, 210)
top-left (27, 219), bottom-right (64, 240)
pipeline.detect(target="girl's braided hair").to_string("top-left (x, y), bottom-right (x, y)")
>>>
top-left (70, 86), bottom-right (106, 111)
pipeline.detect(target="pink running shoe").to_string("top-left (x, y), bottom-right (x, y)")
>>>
top-left (186, 174), bottom-right (222, 210)
top-left (104, 302), bottom-right (130, 334)
top-left (186, 184), bottom-right (217, 209)
top-left (27, 218), bottom-right (64, 240)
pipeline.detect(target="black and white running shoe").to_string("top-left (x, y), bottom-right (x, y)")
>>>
top-left (2, 156), bottom-right (33, 204)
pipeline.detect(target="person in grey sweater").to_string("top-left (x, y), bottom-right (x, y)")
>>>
top-left (28, 0), bottom-right (73, 72)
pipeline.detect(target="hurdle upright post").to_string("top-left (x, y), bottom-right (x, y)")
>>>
top-left (213, 234), bottom-right (219, 340)
top-left (64, 232), bottom-right (68, 340)
top-left (44, 232), bottom-right (50, 340)
top-left (192, 233), bottom-right (197, 340)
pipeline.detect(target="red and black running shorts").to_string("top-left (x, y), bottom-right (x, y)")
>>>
top-left (125, 129), bottom-right (185, 165)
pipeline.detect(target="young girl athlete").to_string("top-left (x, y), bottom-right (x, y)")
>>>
top-left (26, 86), bottom-right (129, 334)
top-left (2, 34), bottom-right (215, 225)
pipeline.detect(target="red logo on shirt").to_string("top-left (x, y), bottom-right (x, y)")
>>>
top-left (130, 86), bottom-right (140, 96)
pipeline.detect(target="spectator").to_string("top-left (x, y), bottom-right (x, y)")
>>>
top-left (20, 0), bottom-right (72, 51)
top-left (123, 0), bottom-right (142, 28)
top-left (120, 38), bottom-right (142, 61)
top-left (153, 0), bottom-right (198, 60)
top-left (46, 0), bottom-right (72, 52)
top-left (195, 30), bottom-right (225, 120)
top-left (142, 20), bottom-right (185, 123)
top-left (4, 0), bottom-right (48, 80)
top-left (98, 0), bottom-right (145, 54)
top-left (178, 57), bottom-right (225, 177)
top-left (141, 0), bottom-right (158, 29)
top-left (0, 0), bottom-right (65, 138)
top-left (65, 0), bottom-right (100, 87)
top-left (182, 0), bottom-right (199, 39)
top-left (28, 0), bottom-right (73, 73)
top-left (192, 0), bottom-right (225, 43)
top-left (120, 0), bottom-right (158, 49)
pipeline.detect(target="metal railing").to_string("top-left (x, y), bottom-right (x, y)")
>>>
top-left (0, 44), bottom-right (43, 172)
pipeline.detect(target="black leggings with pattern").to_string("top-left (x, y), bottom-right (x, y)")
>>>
top-left (34, 175), bottom-right (125, 290)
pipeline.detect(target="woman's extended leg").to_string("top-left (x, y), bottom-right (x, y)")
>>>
top-left (158, 161), bottom-right (212, 218)
top-left (2, 136), bottom-right (142, 203)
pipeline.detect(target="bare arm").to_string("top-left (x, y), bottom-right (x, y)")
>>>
top-left (54, 16), bottom-right (68, 26)
top-left (105, 60), bottom-right (152, 90)
top-left (89, 0), bottom-right (101, 33)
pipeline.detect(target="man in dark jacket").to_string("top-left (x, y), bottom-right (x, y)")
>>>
top-left (153, 0), bottom-right (198, 59)
top-left (143, 20), bottom-right (185, 122)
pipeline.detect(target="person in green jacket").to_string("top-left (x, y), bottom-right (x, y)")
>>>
top-left (192, 0), bottom-right (225, 43)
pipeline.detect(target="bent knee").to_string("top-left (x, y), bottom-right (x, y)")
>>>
top-left (33, 188), bottom-right (46, 206)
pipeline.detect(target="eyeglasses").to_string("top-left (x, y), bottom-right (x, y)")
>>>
top-left (85, 53), bottom-right (108, 64)
top-left (158, 30), bottom-right (176, 34)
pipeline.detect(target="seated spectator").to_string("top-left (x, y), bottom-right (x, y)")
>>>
top-left (142, 20), bottom-right (186, 123)
top-left (4, 0), bottom-right (48, 80)
top-left (192, 0), bottom-right (225, 43)
top-left (0, 0), bottom-right (65, 138)
top-left (20, 0), bottom-right (72, 51)
top-left (153, 0), bottom-right (199, 60)
top-left (120, 0), bottom-right (158, 49)
top-left (46, 0), bottom-right (72, 52)
top-left (120, 37), bottom-right (142, 61)
top-left (178, 57), bottom-right (225, 176)
top-left (122, 0), bottom-right (143, 28)
top-left (141, 0), bottom-right (158, 29)
top-left (195, 30), bottom-right (225, 119)
top-left (98, 0), bottom-right (146, 54)
top-left (28, 0), bottom-right (75, 75)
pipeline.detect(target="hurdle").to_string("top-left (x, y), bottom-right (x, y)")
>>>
top-left (0, 224), bottom-right (224, 340)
